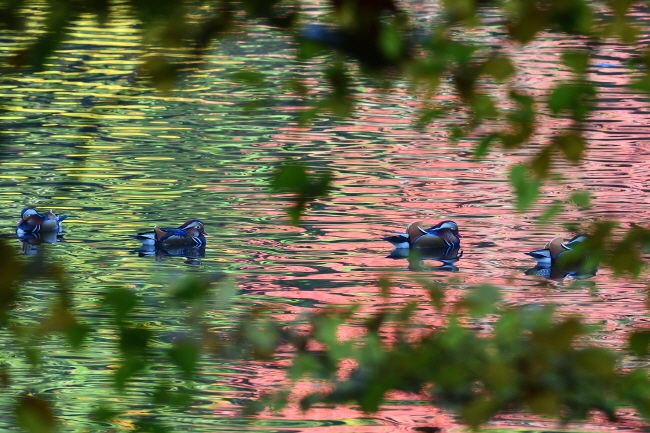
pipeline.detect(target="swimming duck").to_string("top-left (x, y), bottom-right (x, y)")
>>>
top-left (384, 220), bottom-right (462, 250)
top-left (16, 208), bottom-right (67, 236)
top-left (525, 235), bottom-right (595, 279)
top-left (526, 235), bottom-right (588, 263)
top-left (131, 219), bottom-right (208, 247)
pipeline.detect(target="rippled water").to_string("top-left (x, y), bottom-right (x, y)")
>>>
top-left (2, 2), bottom-right (650, 432)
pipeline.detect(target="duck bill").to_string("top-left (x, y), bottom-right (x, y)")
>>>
top-left (202, 230), bottom-right (209, 236)
top-left (457, 233), bottom-right (463, 238)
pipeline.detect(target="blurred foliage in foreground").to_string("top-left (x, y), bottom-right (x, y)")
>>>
top-left (3, 246), bottom-right (650, 432)
top-left (3, 0), bottom-right (650, 431)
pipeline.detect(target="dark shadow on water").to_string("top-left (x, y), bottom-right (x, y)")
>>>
top-left (525, 263), bottom-right (598, 281)
top-left (17, 231), bottom-right (64, 255)
top-left (133, 245), bottom-right (206, 265)
top-left (387, 246), bottom-right (463, 272)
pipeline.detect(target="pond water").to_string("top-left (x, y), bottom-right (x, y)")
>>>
top-left (1, 2), bottom-right (650, 432)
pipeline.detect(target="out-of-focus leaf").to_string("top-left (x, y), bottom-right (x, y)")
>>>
top-left (548, 81), bottom-right (596, 121)
top-left (103, 288), bottom-right (138, 324)
top-left (379, 22), bottom-right (402, 60)
top-left (142, 56), bottom-right (179, 92)
top-left (530, 145), bottom-right (553, 178)
top-left (152, 382), bottom-right (193, 406)
top-left (168, 339), bottom-right (201, 379)
top-left (114, 357), bottom-right (146, 390)
top-left (270, 162), bottom-right (333, 225)
top-left (170, 277), bottom-right (210, 302)
top-left (458, 285), bottom-right (501, 316)
top-left (133, 417), bottom-right (169, 433)
top-left (629, 331), bottom-right (650, 356)
top-left (119, 327), bottom-right (151, 356)
top-left (562, 52), bottom-right (590, 74)
top-left (0, 241), bottom-right (22, 323)
top-left (416, 107), bottom-right (446, 127)
top-left (501, 90), bottom-right (535, 148)
top-left (570, 191), bottom-right (591, 208)
top-left (15, 395), bottom-right (56, 433)
top-left (472, 93), bottom-right (498, 119)
top-left (539, 203), bottom-right (563, 225)
top-left (473, 132), bottom-right (498, 159)
top-left (378, 276), bottom-right (391, 299)
top-left (231, 69), bottom-right (265, 85)
top-left (461, 396), bottom-right (498, 429)
top-left (89, 404), bottom-right (120, 422)
top-left (64, 320), bottom-right (89, 349)
top-left (554, 132), bottom-right (585, 162)
top-left (509, 164), bottom-right (539, 211)
top-left (481, 56), bottom-right (515, 80)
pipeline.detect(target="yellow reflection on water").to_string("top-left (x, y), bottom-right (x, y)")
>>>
top-left (56, 168), bottom-right (114, 171)
top-left (64, 174), bottom-right (124, 178)
top-left (77, 145), bottom-right (123, 149)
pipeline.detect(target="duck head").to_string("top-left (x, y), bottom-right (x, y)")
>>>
top-left (178, 219), bottom-right (208, 235)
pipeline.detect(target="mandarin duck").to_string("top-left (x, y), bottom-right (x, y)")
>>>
top-left (16, 208), bottom-right (67, 237)
top-left (384, 220), bottom-right (462, 250)
top-left (525, 235), bottom-right (596, 279)
top-left (384, 221), bottom-right (463, 268)
top-left (131, 219), bottom-right (208, 248)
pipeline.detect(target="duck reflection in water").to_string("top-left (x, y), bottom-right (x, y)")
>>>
top-left (18, 230), bottom-right (64, 255)
top-left (525, 235), bottom-right (597, 280)
top-left (131, 219), bottom-right (208, 265)
top-left (384, 221), bottom-right (463, 271)
top-left (16, 208), bottom-right (68, 254)
top-left (134, 244), bottom-right (205, 265)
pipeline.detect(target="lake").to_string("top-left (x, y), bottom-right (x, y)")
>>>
top-left (1, 1), bottom-right (649, 432)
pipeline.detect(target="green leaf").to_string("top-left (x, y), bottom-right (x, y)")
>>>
top-left (170, 277), bottom-right (210, 302)
top-left (460, 285), bottom-right (501, 316)
top-left (539, 203), bottom-right (564, 224)
top-left (509, 164), bottom-right (540, 211)
top-left (90, 404), bottom-right (120, 422)
top-left (142, 56), bottom-right (179, 92)
top-left (15, 395), bottom-right (56, 433)
top-left (64, 321), bottom-right (89, 349)
top-left (271, 162), bottom-right (333, 225)
top-left (629, 332), bottom-right (650, 356)
top-left (481, 55), bottom-right (515, 80)
top-left (133, 418), bottom-right (169, 433)
top-left (555, 132), bottom-right (585, 162)
top-left (473, 133), bottom-right (497, 160)
top-left (103, 288), bottom-right (138, 324)
top-left (114, 357), bottom-right (146, 390)
top-left (570, 191), bottom-right (591, 208)
top-left (119, 327), bottom-right (151, 356)
top-left (562, 52), bottom-right (590, 74)
top-left (168, 339), bottom-right (201, 379)
top-left (230, 69), bottom-right (264, 85)
top-left (530, 146), bottom-right (553, 178)
top-left (378, 276), bottom-right (391, 299)
top-left (152, 382), bottom-right (193, 406)
top-left (379, 22), bottom-right (402, 60)
top-left (548, 81), bottom-right (596, 121)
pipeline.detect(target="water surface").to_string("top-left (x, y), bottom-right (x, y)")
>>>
top-left (1, 2), bottom-right (650, 432)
